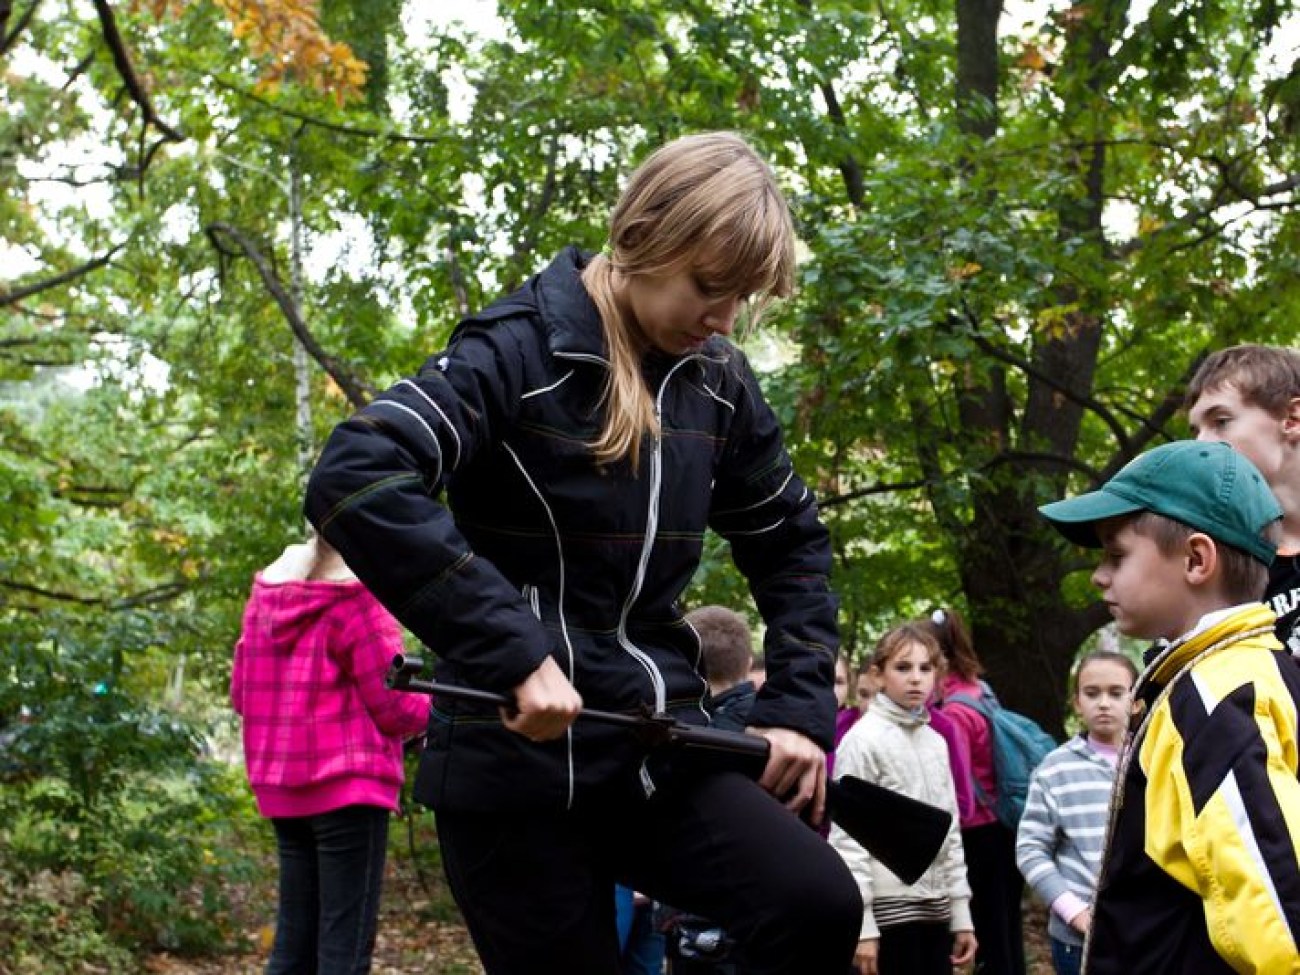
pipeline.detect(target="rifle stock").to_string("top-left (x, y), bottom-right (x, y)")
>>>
top-left (386, 653), bottom-right (949, 884)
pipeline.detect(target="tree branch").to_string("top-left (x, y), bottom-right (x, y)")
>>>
top-left (0, 578), bottom-right (188, 610)
top-left (205, 221), bottom-right (375, 409)
top-left (820, 476), bottom-right (930, 507)
top-left (961, 322), bottom-right (1134, 454)
top-left (207, 75), bottom-right (451, 145)
top-left (504, 132), bottom-right (561, 288)
top-left (1117, 172), bottom-right (1300, 258)
top-left (91, 0), bottom-right (184, 144)
top-left (0, 0), bottom-right (39, 58)
top-left (1093, 351), bottom-right (1206, 482)
top-left (0, 244), bottom-right (125, 308)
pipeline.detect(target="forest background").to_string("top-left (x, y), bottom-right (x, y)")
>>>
top-left (2, 0), bottom-right (1298, 969)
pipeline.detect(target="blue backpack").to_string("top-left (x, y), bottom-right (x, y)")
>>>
top-left (947, 681), bottom-right (1057, 828)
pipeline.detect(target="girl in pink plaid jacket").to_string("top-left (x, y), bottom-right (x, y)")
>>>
top-left (232, 535), bottom-right (430, 975)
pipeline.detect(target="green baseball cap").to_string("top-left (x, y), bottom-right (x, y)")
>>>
top-left (1038, 440), bottom-right (1282, 565)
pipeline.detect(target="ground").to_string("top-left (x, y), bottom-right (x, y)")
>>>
top-left (144, 841), bottom-right (1056, 975)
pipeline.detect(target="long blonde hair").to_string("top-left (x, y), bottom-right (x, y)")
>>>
top-left (581, 132), bottom-right (796, 469)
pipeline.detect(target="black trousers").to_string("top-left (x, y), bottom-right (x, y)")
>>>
top-left (962, 821), bottom-right (1026, 975)
top-left (878, 921), bottom-right (952, 975)
top-left (267, 805), bottom-right (389, 975)
top-left (436, 771), bottom-right (862, 975)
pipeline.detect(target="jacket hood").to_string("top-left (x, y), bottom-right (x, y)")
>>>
top-left (247, 544), bottom-right (363, 654)
top-left (456, 246), bottom-right (606, 361)
top-left (532, 246), bottom-right (608, 360)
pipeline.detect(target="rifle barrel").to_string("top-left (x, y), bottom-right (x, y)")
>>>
top-left (387, 656), bottom-right (646, 731)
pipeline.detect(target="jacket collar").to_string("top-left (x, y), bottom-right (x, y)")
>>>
top-left (1145, 602), bottom-right (1279, 686)
top-left (873, 693), bottom-right (930, 729)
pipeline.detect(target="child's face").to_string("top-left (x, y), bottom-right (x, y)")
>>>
top-left (1188, 383), bottom-right (1298, 486)
top-left (834, 658), bottom-right (850, 708)
top-left (1074, 659), bottom-right (1134, 744)
top-left (875, 640), bottom-right (938, 710)
top-left (1092, 517), bottom-right (1196, 640)
top-left (855, 671), bottom-right (877, 712)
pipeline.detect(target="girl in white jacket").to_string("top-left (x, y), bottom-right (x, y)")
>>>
top-left (830, 622), bottom-right (978, 975)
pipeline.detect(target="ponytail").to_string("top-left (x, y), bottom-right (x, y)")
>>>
top-left (581, 255), bottom-right (657, 470)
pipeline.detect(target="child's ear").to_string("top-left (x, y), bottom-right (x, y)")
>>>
top-left (1184, 533), bottom-right (1218, 584)
top-left (1283, 396), bottom-right (1300, 442)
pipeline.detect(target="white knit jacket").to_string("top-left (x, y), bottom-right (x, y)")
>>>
top-left (829, 694), bottom-right (974, 940)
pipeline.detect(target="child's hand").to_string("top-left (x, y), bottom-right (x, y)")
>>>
top-left (1069, 907), bottom-right (1093, 935)
top-left (950, 930), bottom-right (978, 966)
top-left (852, 937), bottom-right (879, 975)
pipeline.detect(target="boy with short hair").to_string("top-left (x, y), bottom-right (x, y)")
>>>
top-left (687, 604), bottom-right (758, 732)
top-left (1186, 343), bottom-right (1300, 654)
top-left (1038, 440), bottom-right (1300, 974)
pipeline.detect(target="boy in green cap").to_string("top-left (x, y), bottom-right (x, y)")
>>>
top-left (1039, 440), bottom-right (1300, 975)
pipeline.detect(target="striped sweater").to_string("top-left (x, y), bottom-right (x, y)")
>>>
top-left (1015, 735), bottom-right (1116, 947)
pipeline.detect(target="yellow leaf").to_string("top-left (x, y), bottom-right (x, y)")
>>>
top-left (1137, 214), bottom-right (1163, 235)
top-left (1016, 44), bottom-right (1046, 72)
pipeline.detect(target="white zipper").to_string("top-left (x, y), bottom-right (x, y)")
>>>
top-left (615, 357), bottom-right (703, 713)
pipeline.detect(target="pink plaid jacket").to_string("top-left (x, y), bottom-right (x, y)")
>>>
top-left (231, 569), bottom-right (431, 818)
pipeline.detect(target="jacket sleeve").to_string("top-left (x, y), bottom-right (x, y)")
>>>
top-left (929, 732), bottom-right (975, 933)
top-left (929, 706), bottom-right (979, 822)
top-left (335, 593), bottom-right (432, 740)
top-left (709, 349), bottom-right (838, 749)
top-left (305, 323), bottom-right (553, 692)
top-left (1142, 678), bottom-right (1300, 972)
top-left (828, 729), bottom-right (880, 940)
top-left (1016, 757), bottom-right (1071, 908)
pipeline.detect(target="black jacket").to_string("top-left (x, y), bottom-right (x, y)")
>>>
top-left (305, 248), bottom-right (839, 812)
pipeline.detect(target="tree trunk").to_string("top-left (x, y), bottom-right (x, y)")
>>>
top-left (945, 0), bottom-right (1130, 734)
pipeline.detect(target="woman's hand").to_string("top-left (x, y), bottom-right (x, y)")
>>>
top-left (502, 656), bottom-right (582, 741)
top-left (852, 938), bottom-right (879, 975)
top-left (950, 930), bottom-right (978, 967)
top-left (748, 725), bottom-right (827, 824)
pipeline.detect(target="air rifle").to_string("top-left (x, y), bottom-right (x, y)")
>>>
top-left (387, 653), bottom-right (951, 885)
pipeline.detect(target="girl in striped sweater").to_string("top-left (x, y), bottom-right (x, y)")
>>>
top-left (1014, 650), bottom-right (1137, 975)
top-left (830, 622), bottom-right (978, 975)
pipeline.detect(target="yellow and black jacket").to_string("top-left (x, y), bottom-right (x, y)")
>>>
top-left (1085, 604), bottom-right (1300, 974)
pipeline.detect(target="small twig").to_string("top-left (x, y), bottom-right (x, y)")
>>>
top-left (0, 244), bottom-right (125, 308)
top-left (91, 0), bottom-right (184, 143)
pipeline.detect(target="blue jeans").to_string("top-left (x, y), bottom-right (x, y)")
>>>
top-left (267, 805), bottom-right (390, 975)
top-left (615, 885), bottom-right (666, 975)
top-left (1050, 937), bottom-right (1082, 975)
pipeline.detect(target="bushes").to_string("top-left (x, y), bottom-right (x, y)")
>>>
top-left (0, 652), bottom-right (269, 970)
top-left (0, 868), bottom-right (136, 973)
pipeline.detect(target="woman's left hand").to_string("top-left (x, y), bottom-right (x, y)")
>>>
top-left (747, 726), bottom-right (827, 824)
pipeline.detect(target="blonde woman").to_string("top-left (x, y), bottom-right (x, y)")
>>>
top-left (306, 132), bottom-right (861, 974)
